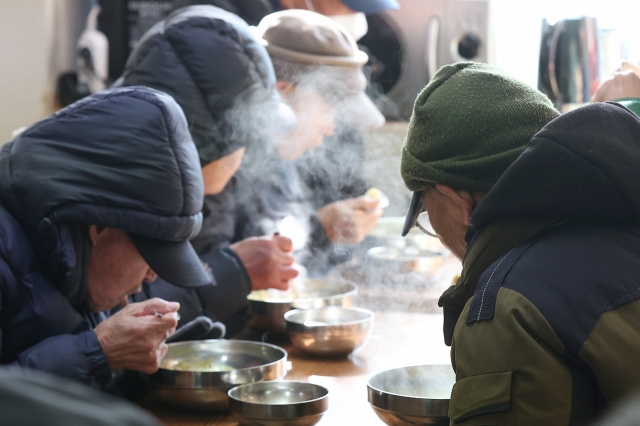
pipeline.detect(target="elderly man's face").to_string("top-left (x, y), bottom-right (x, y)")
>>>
top-left (421, 186), bottom-right (481, 260)
top-left (275, 83), bottom-right (336, 161)
top-left (85, 226), bottom-right (157, 312)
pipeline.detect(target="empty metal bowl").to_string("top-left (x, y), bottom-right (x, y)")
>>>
top-left (147, 340), bottom-right (287, 410)
top-left (285, 307), bottom-right (374, 357)
top-left (247, 278), bottom-right (358, 332)
top-left (229, 381), bottom-right (329, 426)
top-left (367, 365), bottom-right (455, 426)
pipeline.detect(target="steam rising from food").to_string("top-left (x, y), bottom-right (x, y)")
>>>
top-left (219, 59), bottom-right (461, 312)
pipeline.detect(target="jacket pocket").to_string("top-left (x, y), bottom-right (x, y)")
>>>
top-left (449, 371), bottom-right (512, 423)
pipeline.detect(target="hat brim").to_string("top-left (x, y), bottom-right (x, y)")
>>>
top-left (129, 234), bottom-right (213, 288)
top-left (402, 191), bottom-right (423, 237)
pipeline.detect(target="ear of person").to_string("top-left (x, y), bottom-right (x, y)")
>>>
top-left (435, 185), bottom-right (476, 226)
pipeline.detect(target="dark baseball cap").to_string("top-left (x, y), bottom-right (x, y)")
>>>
top-left (130, 233), bottom-right (213, 288)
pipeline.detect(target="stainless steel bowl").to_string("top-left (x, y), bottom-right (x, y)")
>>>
top-left (147, 340), bottom-right (287, 410)
top-left (247, 278), bottom-right (358, 332)
top-left (367, 365), bottom-right (455, 426)
top-left (285, 307), bottom-right (374, 357)
top-left (228, 381), bottom-right (329, 426)
top-left (367, 246), bottom-right (444, 274)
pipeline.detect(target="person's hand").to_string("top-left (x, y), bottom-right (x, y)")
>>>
top-left (230, 235), bottom-right (299, 291)
top-left (591, 69), bottom-right (640, 103)
top-left (94, 298), bottom-right (179, 374)
top-left (316, 197), bottom-right (382, 245)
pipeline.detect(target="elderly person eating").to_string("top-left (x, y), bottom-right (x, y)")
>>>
top-left (0, 86), bottom-right (209, 388)
top-left (401, 62), bottom-right (640, 424)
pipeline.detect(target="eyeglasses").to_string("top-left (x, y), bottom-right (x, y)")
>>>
top-left (415, 188), bottom-right (438, 238)
top-left (415, 211), bottom-right (437, 237)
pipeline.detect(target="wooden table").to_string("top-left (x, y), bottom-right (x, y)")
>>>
top-left (141, 312), bottom-right (451, 426)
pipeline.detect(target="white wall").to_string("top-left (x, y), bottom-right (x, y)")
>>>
top-left (490, 0), bottom-right (640, 87)
top-left (0, 0), bottom-right (90, 142)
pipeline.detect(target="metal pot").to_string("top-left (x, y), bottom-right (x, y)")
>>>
top-left (147, 340), bottom-right (287, 410)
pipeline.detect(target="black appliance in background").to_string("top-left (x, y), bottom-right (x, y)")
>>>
top-left (98, 0), bottom-right (272, 81)
top-left (98, 0), bottom-right (174, 81)
top-left (537, 17), bottom-right (600, 112)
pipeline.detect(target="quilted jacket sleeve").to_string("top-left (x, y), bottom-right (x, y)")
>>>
top-left (14, 330), bottom-right (112, 389)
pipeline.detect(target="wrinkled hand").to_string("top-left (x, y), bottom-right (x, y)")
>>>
top-left (591, 69), bottom-right (640, 103)
top-left (316, 196), bottom-right (382, 245)
top-left (94, 298), bottom-right (179, 374)
top-left (230, 235), bottom-right (299, 291)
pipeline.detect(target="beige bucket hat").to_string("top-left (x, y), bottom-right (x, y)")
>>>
top-left (253, 9), bottom-right (385, 129)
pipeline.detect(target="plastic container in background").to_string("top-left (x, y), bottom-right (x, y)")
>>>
top-left (616, 98), bottom-right (640, 116)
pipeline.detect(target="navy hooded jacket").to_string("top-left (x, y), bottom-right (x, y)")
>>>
top-left (118, 6), bottom-right (282, 334)
top-left (0, 87), bottom-right (204, 387)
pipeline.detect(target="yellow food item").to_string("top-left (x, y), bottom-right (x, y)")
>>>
top-left (365, 187), bottom-right (383, 199)
top-left (161, 359), bottom-right (235, 372)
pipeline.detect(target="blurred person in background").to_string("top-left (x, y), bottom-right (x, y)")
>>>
top-left (172, 0), bottom-right (400, 38)
top-left (592, 61), bottom-right (640, 115)
top-left (0, 87), bottom-right (209, 389)
top-left (171, 0), bottom-right (398, 229)
top-left (401, 62), bottom-right (640, 424)
top-left (230, 10), bottom-right (385, 275)
top-left (116, 6), bottom-right (299, 336)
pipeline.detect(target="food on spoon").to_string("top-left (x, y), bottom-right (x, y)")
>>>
top-left (365, 187), bottom-right (390, 208)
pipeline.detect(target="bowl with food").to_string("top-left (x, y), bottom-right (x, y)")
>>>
top-left (247, 278), bottom-right (358, 333)
top-left (228, 381), bottom-right (329, 426)
top-left (284, 306), bottom-right (374, 357)
top-left (366, 245), bottom-right (444, 275)
top-left (367, 365), bottom-right (455, 426)
top-left (147, 340), bottom-right (287, 410)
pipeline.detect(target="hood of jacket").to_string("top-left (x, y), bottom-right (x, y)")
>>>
top-left (470, 102), bottom-right (640, 231)
top-left (438, 102), bottom-right (640, 346)
top-left (116, 5), bottom-right (280, 165)
top-left (0, 86), bottom-right (204, 287)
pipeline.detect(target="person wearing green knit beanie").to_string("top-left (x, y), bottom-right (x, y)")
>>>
top-left (402, 61), bottom-right (559, 195)
top-left (400, 61), bottom-right (559, 248)
top-left (398, 61), bottom-right (640, 424)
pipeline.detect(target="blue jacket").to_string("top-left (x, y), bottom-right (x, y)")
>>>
top-left (0, 87), bottom-right (204, 388)
top-left (119, 6), bottom-right (277, 334)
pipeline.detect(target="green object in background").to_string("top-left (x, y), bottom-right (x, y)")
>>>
top-left (616, 98), bottom-right (640, 117)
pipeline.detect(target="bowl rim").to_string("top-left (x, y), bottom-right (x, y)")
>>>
top-left (153, 339), bottom-right (287, 376)
top-left (284, 306), bottom-right (374, 329)
top-left (366, 245), bottom-right (445, 260)
top-left (247, 280), bottom-right (358, 307)
top-left (367, 364), bottom-right (454, 415)
top-left (228, 381), bottom-right (329, 419)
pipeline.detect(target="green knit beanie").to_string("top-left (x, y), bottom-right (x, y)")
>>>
top-left (401, 62), bottom-right (560, 193)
